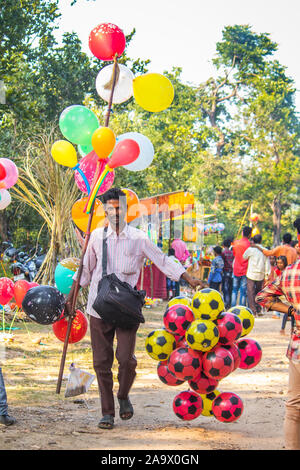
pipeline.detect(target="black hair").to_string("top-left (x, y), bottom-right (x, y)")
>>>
top-left (283, 233), bottom-right (292, 244)
top-left (168, 248), bottom-right (175, 256)
top-left (291, 240), bottom-right (298, 247)
top-left (277, 255), bottom-right (288, 268)
top-left (213, 246), bottom-right (222, 255)
top-left (101, 188), bottom-right (126, 206)
top-left (223, 239), bottom-right (231, 248)
top-left (242, 226), bottom-right (252, 238)
top-left (293, 218), bottom-right (300, 233)
top-left (253, 234), bottom-right (262, 244)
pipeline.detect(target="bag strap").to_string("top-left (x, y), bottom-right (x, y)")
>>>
top-left (102, 226), bottom-right (108, 277)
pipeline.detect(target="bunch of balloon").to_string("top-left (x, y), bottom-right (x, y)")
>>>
top-left (55, 22), bottom-right (174, 395)
top-left (8, 280), bottom-right (39, 333)
top-left (0, 158), bottom-right (19, 210)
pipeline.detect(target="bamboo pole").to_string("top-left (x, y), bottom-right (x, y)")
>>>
top-left (56, 55), bottom-right (119, 394)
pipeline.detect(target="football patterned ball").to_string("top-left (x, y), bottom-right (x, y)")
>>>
top-left (216, 312), bottom-right (243, 345)
top-left (212, 392), bottom-right (244, 422)
top-left (189, 370), bottom-right (219, 395)
top-left (191, 288), bottom-right (225, 321)
top-left (167, 296), bottom-right (191, 309)
top-left (168, 347), bottom-right (202, 381)
top-left (202, 346), bottom-right (234, 380)
top-left (185, 319), bottom-right (219, 352)
top-left (173, 390), bottom-right (203, 421)
top-left (145, 329), bottom-right (176, 361)
top-left (236, 338), bottom-right (262, 369)
top-left (157, 361), bottom-right (185, 386)
top-left (228, 306), bottom-right (255, 337)
top-left (199, 390), bottom-right (221, 417)
top-left (163, 304), bottom-right (195, 337)
top-left (223, 343), bottom-right (241, 370)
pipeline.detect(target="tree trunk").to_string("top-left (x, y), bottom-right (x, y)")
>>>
top-left (0, 212), bottom-right (8, 241)
top-left (271, 194), bottom-right (281, 247)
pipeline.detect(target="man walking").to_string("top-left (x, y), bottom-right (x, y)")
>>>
top-left (243, 234), bottom-right (270, 316)
top-left (66, 188), bottom-right (203, 430)
top-left (231, 226), bottom-right (252, 307)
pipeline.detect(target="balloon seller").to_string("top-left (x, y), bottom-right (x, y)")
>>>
top-left (65, 188), bottom-right (204, 430)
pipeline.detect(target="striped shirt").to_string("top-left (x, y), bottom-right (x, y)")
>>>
top-left (256, 260), bottom-right (300, 362)
top-left (73, 224), bottom-right (186, 318)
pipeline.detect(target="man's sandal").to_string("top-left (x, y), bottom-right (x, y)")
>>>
top-left (98, 415), bottom-right (114, 429)
top-left (118, 398), bottom-right (134, 420)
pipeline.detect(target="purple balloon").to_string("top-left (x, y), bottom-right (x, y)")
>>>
top-left (0, 158), bottom-right (18, 189)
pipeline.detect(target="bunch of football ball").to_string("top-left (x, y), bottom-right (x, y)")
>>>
top-left (145, 288), bottom-right (262, 423)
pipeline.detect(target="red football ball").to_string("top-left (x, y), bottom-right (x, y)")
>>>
top-left (163, 304), bottom-right (194, 337)
top-left (236, 338), bottom-right (262, 369)
top-left (216, 312), bottom-right (243, 345)
top-left (168, 347), bottom-right (202, 381)
top-left (157, 360), bottom-right (185, 386)
top-left (173, 390), bottom-right (203, 421)
top-left (202, 345), bottom-right (234, 380)
top-left (212, 392), bottom-right (244, 422)
top-left (188, 370), bottom-right (219, 394)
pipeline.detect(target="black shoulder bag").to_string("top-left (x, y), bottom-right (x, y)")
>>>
top-left (92, 226), bottom-right (146, 329)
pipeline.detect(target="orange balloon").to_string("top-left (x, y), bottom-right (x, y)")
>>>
top-left (91, 127), bottom-right (116, 160)
top-left (72, 197), bottom-right (105, 233)
top-left (121, 188), bottom-right (142, 223)
top-left (13, 279), bottom-right (31, 308)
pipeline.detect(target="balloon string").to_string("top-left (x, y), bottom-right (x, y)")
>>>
top-left (8, 306), bottom-right (19, 334)
top-left (72, 164), bottom-right (91, 195)
top-left (85, 167), bottom-right (110, 214)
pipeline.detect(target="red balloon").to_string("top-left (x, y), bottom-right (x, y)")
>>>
top-left (29, 282), bottom-right (39, 289)
top-left (0, 277), bottom-right (14, 305)
top-left (52, 310), bottom-right (88, 344)
top-left (0, 163), bottom-right (6, 181)
top-left (13, 279), bottom-right (31, 308)
top-left (89, 23), bottom-right (126, 61)
top-left (108, 139), bottom-right (140, 169)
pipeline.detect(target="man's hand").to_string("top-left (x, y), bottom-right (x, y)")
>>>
top-left (63, 282), bottom-right (77, 318)
top-left (181, 272), bottom-right (205, 290)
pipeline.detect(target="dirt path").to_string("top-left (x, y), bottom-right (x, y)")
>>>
top-left (0, 310), bottom-right (291, 450)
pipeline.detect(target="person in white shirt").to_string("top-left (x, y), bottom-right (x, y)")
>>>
top-left (243, 234), bottom-right (271, 316)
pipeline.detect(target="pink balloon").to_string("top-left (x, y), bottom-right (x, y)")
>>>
top-left (0, 158), bottom-right (18, 189)
top-left (74, 151), bottom-right (114, 196)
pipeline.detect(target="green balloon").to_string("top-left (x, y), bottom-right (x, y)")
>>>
top-left (54, 263), bottom-right (75, 295)
top-left (78, 143), bottom-right (93, 157)
top-left (59, 105), bottom-right (99, 146)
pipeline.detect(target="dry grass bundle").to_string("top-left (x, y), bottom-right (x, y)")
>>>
top-left (11, 127), bottom-right (82, 285)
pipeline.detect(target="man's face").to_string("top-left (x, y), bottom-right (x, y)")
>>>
top-left (104, 198), bottom-right (127, 230)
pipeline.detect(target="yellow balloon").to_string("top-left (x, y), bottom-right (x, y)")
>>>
top-left (91, 127), bottom-right (116, 160)
top-left (133, 73), bottom-right (174, 112)
top-left (51, 140), bottom-right (78, 168)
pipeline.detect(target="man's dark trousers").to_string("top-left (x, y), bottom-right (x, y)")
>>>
top-left (89, 315), bottom-right (139, 417)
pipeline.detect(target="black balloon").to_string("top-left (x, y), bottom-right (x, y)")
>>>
top-left (22, 285), bottom-right (65, 325)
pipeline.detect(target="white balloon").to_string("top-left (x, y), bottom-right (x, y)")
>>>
top-left (96, 64), bottom-right (134, 104)
top-left (0, 190), bottom-right (11, 210)
top-left (117, 132), bottom-right (154, 171)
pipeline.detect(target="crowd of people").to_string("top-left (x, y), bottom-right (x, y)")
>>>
top-left (205, 227), bottom-right (299, 320)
